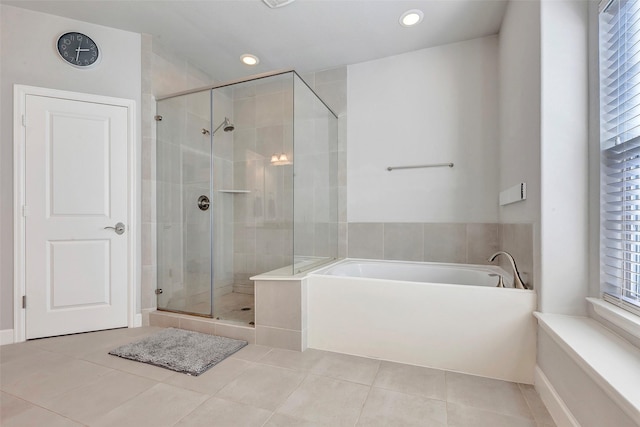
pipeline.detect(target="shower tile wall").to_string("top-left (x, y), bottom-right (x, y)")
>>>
top-left (292, 74), bottom-right (339, 267)
top-left (141, 37), bottom-right (215, 319)
top-left (302, 68), bottom-right (348, 258)
top-left (212, 87), bottom-right (235, 297)
top-left (182, 91), bottom-right (214, 306)
top-left (141, 34), bottom-right (156, 314)
top-left (231, 76), bottom-right (294, 292)
top-left (230, 69), bottom-right (346, 291)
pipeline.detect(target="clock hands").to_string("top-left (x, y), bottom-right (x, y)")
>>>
top-left (75, 39), bottom-right (90, 63)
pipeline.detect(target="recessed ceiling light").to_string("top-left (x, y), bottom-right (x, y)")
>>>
top-left (400, 9), bottom-right (424, 27)
top-left (240, 54), bottom-right (259, 66)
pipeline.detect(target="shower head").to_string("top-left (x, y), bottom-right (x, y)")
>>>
top-left (222, 118), bottom-right (235, 132)
top-left (212, 117), bottom-right (235, 135)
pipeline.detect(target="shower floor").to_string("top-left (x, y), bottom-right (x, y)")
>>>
top-left (162, 290), bottom-right (254, 326)
top-left (214, 291), bottom-right (255, 324)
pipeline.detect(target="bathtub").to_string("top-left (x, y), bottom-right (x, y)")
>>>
top-left (306, 259), bottom-right (537, 383)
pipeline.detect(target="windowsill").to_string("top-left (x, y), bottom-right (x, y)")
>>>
top-left (587, 297), bottom-right (640, 339)
top-left (534, 312), bottom-right (640, 422)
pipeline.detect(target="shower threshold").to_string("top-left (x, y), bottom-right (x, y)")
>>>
top-left (149, 310), bottom-right (255, 344)
top-left (158, 291), bottom-right (254, 325)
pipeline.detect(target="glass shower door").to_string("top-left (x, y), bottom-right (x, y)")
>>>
top-left (156, 90), bottom-right (213, 316)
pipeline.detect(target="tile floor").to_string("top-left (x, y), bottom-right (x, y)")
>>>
top-left (1, 327), bottom-right (556, 427)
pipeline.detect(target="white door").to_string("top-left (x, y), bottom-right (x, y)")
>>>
top-left (24, 94), bottom-right (129, 339)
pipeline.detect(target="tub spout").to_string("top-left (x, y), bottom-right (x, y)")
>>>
top-left (488, 251), bottom-right (528, 290)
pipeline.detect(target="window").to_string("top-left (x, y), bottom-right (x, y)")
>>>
top-left (600, 0), bottom-right (640, 314)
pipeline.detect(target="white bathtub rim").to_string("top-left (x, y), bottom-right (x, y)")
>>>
top-left (311, 258), bottom-right (533, 292)
top-left (315, 258), bottom-right (509, 277)
top-left (251, 258), bottom-right (534, 292)
top-left (311, 273), bottom-right (535, 293)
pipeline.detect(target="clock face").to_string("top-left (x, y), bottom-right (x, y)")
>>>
top-left (57, 32), bottom-right (100, 68)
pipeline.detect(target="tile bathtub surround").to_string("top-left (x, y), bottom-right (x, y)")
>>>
top-left (254, 279), bottom-right (306, 351)
top-left (0, 327), bottom-right (557, 427)
top-left (347, 222), bottom-right (534, 287)
top-left (500, 223), bottom-right (535, 288)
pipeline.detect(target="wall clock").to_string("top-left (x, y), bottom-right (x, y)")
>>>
top-left (56, 32), bottom-right (100, 68)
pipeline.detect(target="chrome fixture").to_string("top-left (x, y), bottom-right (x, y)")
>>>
top-left (104, 222), bottom-right (125, 235)
top-left (212, 117), bottom-right (235, 135)
top-left (489, 273), bottom-right (505, 288)
top-left (488, 251), bottom-right (528, 289)
top-left (197, 195), bottom-right (210, 211)
top-left (387, 162), bottom-right (454, 172)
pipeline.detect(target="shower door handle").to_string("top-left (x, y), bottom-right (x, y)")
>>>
top-left (104, 222), bottom-right (126, 235)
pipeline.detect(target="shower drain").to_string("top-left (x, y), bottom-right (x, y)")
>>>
top-left (241, 307), bottom-right (251, 311)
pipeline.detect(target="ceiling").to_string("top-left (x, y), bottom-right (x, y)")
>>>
top-left (3, 0), bottom-right (508, 82)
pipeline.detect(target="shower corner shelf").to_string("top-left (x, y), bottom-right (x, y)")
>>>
top-left (218, 189), bottom-right (251, 194)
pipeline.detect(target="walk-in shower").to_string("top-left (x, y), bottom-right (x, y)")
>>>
top-left (155, 70), bottom-right (339, 324)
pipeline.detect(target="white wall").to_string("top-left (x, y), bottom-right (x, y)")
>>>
top-left (0, 5), bottom-right (142, 330)
top-left (497, 0), bottom-right (542, 298)
top-left (347, 36), bottom-right (499, 223)
top-left (539, 0), bottom-right (589, 315)
top-left (498, 1), bottom-right (541, 227)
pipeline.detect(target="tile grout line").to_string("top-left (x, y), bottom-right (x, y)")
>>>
top-left (1, 389), bottom-right (89, 426)
top-left (267, 369), bottom-right (310, 422)
top-left (445, 372), bottom-right (538, 423)
top-left (444, 369), bottom-right (450, 426)
top-left (169, 393), bottom-right (217, 427)
top-left (369, 384), bottom-right (448, 403)
top-left (352, 359), bottom-right (381, 426)
top-left (517, 382), bottom-right (535, 419)
top-left (518, 382), bottom-right (549, 426)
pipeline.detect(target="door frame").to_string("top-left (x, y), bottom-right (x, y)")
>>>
top-left (13, 85), bottom-right (138, 342)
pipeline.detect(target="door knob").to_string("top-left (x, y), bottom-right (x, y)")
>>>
top-left (104, 222), bottom-right (125, 235)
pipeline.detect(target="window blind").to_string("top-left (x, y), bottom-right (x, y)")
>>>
top-left (600, 0), bottom-right (640, 313)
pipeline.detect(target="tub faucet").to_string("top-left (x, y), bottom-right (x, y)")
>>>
top-left (488, 251), bottom-right (528, 290)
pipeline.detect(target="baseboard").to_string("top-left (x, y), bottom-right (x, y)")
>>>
top-left (0, 329), bottom-right (15, 346)
top-left (141, 308), bottom-right (155, 326)
top-left (535, 366), bottom-right (581, 427)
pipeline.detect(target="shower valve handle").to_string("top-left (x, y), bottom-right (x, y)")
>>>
top-left (198, 195), bottom-right (210, 211)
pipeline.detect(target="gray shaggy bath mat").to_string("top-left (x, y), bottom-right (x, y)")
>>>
top-left (108, 328), bottom-right (247, 376)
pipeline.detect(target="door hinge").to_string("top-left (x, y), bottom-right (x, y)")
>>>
top-left (22, 205), bottom-right (28, 217)
top-left (155, 289), bottom-right (163, 295)
top-left (22, 295), bottom-right (26, 309)
top-left (22, 114), bottom-right (26, 127)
